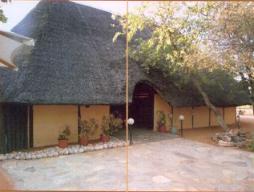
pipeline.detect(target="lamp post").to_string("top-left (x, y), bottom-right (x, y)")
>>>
top-left (127, 118), bottom-right (135, 145)
top-left (179, 115), bottom-right (184, 137)
top-left (168, 113), bottom-right (173, 130)
top-left (236, 114), bottom-right (240, 133)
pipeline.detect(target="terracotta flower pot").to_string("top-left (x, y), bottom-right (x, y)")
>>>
top-left (159, 126), bottom-right (167, 133)
top-left (79, 135), bottom-right (89, 146)
top-left (100, 134), bottom-right (110, 143)
top-left (58, 139), bottom-right (68, 148)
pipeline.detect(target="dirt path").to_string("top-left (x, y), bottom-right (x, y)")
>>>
top-left (183, 115), bottom-right (254, 146)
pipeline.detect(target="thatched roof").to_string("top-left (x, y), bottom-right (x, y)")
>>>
top-left (0, 0), bottom-right (251, 107)
top-left (0, 0), bottom-right (126, 105)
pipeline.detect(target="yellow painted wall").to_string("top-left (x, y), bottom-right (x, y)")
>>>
top-left (173, 107), bottom-right (193, 129)
top-left (33, 105), bottom-right (78, 147)
top-left (153, 94), bottom-right (172, 131)
top-left (153, 94), bottom-right (236, 130)
top-left (210, 107), bottom-right (223, 126)
top-left (193, 106), bottom-right (209, 128)
top-left (80, 105), bottom-right (110, 140)
top-left (224, 107), bottom-right (236, 125)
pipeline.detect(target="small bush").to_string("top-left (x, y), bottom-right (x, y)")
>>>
top-left (248, 135), bottom-right (254, 152)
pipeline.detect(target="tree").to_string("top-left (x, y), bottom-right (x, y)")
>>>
top-left (188, 2), bottom-right (254, 114)
top-left (0, 5), bottom-right (7, 23)
top-left (114, 2), bottom-right (233, 131)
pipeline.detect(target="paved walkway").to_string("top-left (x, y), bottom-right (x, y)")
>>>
top-left (114, 127), bottom-right (176, 144)
top-left (1, 136), bottom-right (254, 191)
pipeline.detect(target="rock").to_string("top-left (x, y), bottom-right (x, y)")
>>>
top-left (108, 143), bottom-right (113, 148)
top-left (6, 153), bottom-right (13, 160)
top-left (0, 154), bottom-right (6, 161)
top-left (0, 140), bottom-right (129, 161)
top-left (63, 149), bottom-right (69, 155)
top-left (222, 135), bottom-right (232, 142)
top-left (218, 140), bottom-right (234, 147)
top-left (79, 148), bottom-right (84, 153)
top-left (15, 156), bottom-right (20, 160)
top-left (86, 145), bottom-right (94, 151)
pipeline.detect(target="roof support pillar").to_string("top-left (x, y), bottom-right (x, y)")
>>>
top-left (222, 107), bottom-right (225, 120)
top-left (171, 106), bottom-right (174, 129)
top-left (192, 106), bottom-right (194, 129)
top-left (28, 105), bottom-right (33, 148)
top-left (78, 105), bottom-right (81, 137)
top-left (209, 108), bottom-right (211, 128)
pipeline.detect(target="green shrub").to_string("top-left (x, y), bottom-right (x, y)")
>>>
top-left (248, 135), bottom-right (254, 152)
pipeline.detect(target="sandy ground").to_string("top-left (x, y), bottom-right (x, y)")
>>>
top-left (183, 115), bottom-right (254, 146)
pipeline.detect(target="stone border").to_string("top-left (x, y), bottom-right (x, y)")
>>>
top-left (0, 137), bottom-right (126, 161)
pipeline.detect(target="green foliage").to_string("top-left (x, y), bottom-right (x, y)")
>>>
top-left (114, 2), bottom-right (251, 104)
top-left (156, 111), bottom-right (166, 128)
top-left (101, 114), bottom-right (123, 136)
top-left (248, 135), bottom-right (254, 152)
top-left (0, 8), bottom-right (7, 23)
top-left (187, 2), bottom-right (254, 102)
top-left (79, 118), bottom-right (98, 137)
top-left (58, 126), bottom-right (71, 140)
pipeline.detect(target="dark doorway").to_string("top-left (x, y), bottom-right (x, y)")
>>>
top-left (110, 105), bottom-right (126, 120)
top-left (1, 104), bottom-right (30, 153)
top-left (130, 83), bottom-right (155, 129)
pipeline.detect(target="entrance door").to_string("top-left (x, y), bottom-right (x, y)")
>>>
top-left (2, 104), bottom-right (29, 153)
top-left (130, 83), bottom-right (155, 129)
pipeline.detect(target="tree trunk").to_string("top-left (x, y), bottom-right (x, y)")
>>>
top-left (240, 72), bottom-right (254, 116)
top-left (192, 78), bottom-right (229, 131)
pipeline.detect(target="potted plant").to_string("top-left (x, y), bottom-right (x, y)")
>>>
top-left (80, 118), bottom-right (98, 145)
top-left (101, 114), bottom-right (123, 142)
top-left (157, 111), bottom-right (167, 132)
top-left (101, 116), bottom-right (111, 142)
top-left (79, 119), bottom-right (90, 146)
top-left (58, 126), bottom-right (71, 148)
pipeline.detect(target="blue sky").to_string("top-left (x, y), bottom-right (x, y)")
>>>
top-left (0, 0), bottom-right (143, 31)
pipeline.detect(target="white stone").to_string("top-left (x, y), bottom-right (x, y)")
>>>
top-left (0, 154), bottom-right (6, 161)
top-left (103, 144), bottom-right (108, 149)
top-left (15, 156), bottom-right (20, 160)
top-left (218, 140), bottom-right (234, 147)
top-left (79, 148), bottom-right (84, 153)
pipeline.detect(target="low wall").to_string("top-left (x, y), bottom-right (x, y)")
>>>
top-left (153, 94), bottom-right (236, 130)
top-left (80, 105), bottom-right (110, 140)
top-left (33, 105), bottom-right (78, 147)
top-left (33, 105), bottom-right (110, 147)
top-left (153, 94), bottom-right (172, 131)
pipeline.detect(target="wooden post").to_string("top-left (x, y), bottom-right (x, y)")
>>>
top-left (29, 105), bottom-right (33, 148)
top-left (209, 108), bottom-right (211, 128)
top-left (0, 104), bottom-right (4, 153)
top-left (192, 106), bottom-right (194, 129)
top-left (171, 106), bottom-right (174, 128)
top-left (78, 105), bottom-right (81, 137)
top-left (27, 105), bottom-right (30, 148)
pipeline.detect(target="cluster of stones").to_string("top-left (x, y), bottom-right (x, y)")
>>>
top-left (0, 138), bottom-right (126, 161)
top-left (212, 129), bottom-right (249, 147)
